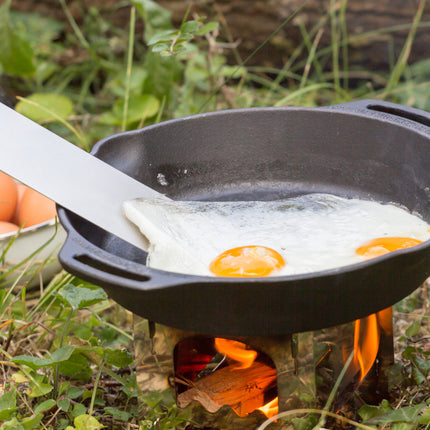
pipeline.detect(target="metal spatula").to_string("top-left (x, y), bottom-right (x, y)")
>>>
top-left (0, 102), bottom-right (166, 250)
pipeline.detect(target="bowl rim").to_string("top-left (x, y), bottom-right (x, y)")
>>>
top-left (0, 217), bottom-right (58, 242)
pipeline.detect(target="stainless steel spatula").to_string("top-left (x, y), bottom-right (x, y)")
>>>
top-left (0, 102), bottom-right (165, 250)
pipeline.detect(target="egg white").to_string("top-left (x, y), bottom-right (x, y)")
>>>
top-left (123, 194), bottom-right (430, 277)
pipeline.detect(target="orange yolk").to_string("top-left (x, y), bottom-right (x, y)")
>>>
top-left (355, 237), bottom-right (422, 260)
top-left (209, 245), bottom-right (286, 277)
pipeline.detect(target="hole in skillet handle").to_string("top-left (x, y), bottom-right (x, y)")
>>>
top-left (73, 254), bottom-right (150, 282)
top-left (366, 104), bottom-right (430, 128)
top-left (330, 99), bottom-right (430, 130)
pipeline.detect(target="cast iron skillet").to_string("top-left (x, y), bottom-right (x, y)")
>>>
top-left (57, 100), bottom-right (430, 336)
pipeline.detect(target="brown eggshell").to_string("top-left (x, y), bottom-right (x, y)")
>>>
top-left (0, 172), bottom-right (18, 222)
top-left (18, 188), bottom-right (57, 228)
top-left (11, 183), bottom-right (30, 225)
top-left (0, 221), bottom-right (19, 235)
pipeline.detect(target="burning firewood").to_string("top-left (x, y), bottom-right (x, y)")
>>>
top-left (177, 361), bottom-right (277, 417)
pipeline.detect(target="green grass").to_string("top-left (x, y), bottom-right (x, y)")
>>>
top-left (1, 0), bottom-right (430, 428)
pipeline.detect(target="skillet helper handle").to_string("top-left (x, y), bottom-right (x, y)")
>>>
top-left (328, 99), bottom-right (430, 132)
top-left (58, 236), bottom-right (154, 289)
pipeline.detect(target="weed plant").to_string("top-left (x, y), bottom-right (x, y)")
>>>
top-left (0, 0), bottom-right (430, 428)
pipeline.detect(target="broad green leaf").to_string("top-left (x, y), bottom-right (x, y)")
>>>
top-left (27, 382), bottom-right (53, 398)
top-left (21, 414), bottom-right (43, 430)
top-left (100, 95), bottom-right (160, 126)
top-left (67, 386), bottom-right (86, 400)
top-left (34, 399), bottom-right (56, 414)
top-left (292, 414), bottom-right (318, 430)
top-left (367, 404), bottom-right (425, 424)
top-left (150, 43), bottom-right (173, 54)
top-left (112, 95), bottom-right (160, 123)
top-left (105, 348), bottom-right (134, 368)
top-left (70, 403), bottom-right (87, 419)
top-left (412, 364), bottom-right (426, 385)
top-left (0, 388), bottom-right (18, 421)
top-left (195, 21), bottom-right (219, 36)
top-left (147, 29), bottom-right (177, 46)
top-left (106, 67), bottom-right (148, 98)
top-left (359, 399), bottom-right (392, 422)
top-left (12, 345), bottom-right (75, 370)
top-left (73, 414), bottom-right (104, 430)
top-left (0, 0), bottom-right (35, 76)
top-left (11, 371), bottom-right (29, 383)
top-left (180, 20), bottom-right (201, 34)
top-left (412, 354), bottom-right (430, 375)
top-left (406, 321), bottom-right (421, 338)
top-left (142, 51), bottom-right (183, 99)
top-left (391, 424), bottom-right (414, 430)
top-left (58, 398), bottom-right (71, 412)
top-left (104, 407), bottom-right (132, 421)
top-left (420, 406), bottom-right (430, 425)
top-left (1, 417), bottom-right (25, 430)
top-left (59, 284), bottom-right (107, 310)
top-left (59, 353), bottom-right (92, 381)
top-left (15, 93), bottom-right (75, 123)
top-left (132, 0), bottom-right (171, 42)
top-left (10, 10), bottom-right (65, 46)
top-left (59, 381), bottom-right (70, 396)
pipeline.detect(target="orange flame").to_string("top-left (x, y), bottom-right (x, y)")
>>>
top-left (352, 313), bottom-right (380, 382)
top-left (214, 338), bottom-right (279, 417)
top-left (214, 338), bottom-right (258, 369)
top-left (258, 397), bottom-right (279, 418)
top-left (377, 307), bottom-right (393, 335)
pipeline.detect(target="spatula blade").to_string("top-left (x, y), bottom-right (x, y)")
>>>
top-left (0, 102), bottom-right (162, 250)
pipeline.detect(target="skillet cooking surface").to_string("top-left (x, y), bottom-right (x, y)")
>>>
top-left (58, 100), bottom-right (430, 336)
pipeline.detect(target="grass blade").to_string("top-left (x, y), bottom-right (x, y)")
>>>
top-left (122, 6), bottom-right (136, 132)
top-left (384, 0), bottom-right (427, 96)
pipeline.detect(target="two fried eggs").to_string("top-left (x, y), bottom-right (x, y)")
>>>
top-left (123, 194), bottom-right (430, 277)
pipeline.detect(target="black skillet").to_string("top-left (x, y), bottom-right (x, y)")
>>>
top-left (57, 100), bottom-right (430, 336)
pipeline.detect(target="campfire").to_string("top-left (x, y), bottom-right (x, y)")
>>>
top-left (134, 306), bottom-right (394, 429)
top-left (176, 338), bottom-right (277, 418)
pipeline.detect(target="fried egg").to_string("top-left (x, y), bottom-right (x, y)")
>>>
top-left (123, 193), bottom-right (430, 277)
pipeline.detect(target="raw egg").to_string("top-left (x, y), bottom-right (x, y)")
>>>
top-left (209, 245), bottom-right (285, 277)
top-left (18, 187), bottom-right (57, 228)
top-left (123, 194), bottom-right (430, 277)
top-left (355, 237), bottom-right (422, 260)
top-left (11, 183), bottom-right (29, 225)
top-left (0, 221), bottom-right (19, 235)
top-left (0, 172), bottom-right (18, 222)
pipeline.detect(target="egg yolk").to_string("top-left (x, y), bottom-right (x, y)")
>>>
top-left (356, 237), bottom-right (422, 260)
top-left (209, 245), bottom-right (286, 277)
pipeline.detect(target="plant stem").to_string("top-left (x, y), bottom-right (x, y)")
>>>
top-left (16, 97), bottom-right (89, 150)
top-left (199, 0), bottom-right (311, 112)
top-left (330, 0), bottom-right (340, 94)
top-left (58, 0), bottom-right (92, 53)
top-left (313, 351), bottom-right (354, 429)
top-left (53, 308), bottom-right (74, 397)
top-left (89, 353), bottom-right (106, 415)
top-left (122, 6), bottom-right (136, 132)
top-left (383, 0), bottom-right (427, 96)
top-left (340, 0), bottom-right (349, 89)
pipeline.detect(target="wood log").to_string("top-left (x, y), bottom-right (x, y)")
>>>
top-left (177, 361), bottom-right (277, 417)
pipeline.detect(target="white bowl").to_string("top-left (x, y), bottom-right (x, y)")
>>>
top-left (0, 217), bottom-right (66, 288)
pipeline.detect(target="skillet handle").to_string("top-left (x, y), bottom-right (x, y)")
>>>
top-left (57, 230), bottom-right (191, 299)
top-left (328, 99), bottom-right (430, 132)
top-left (58, 235), bottom-right (153, 288)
